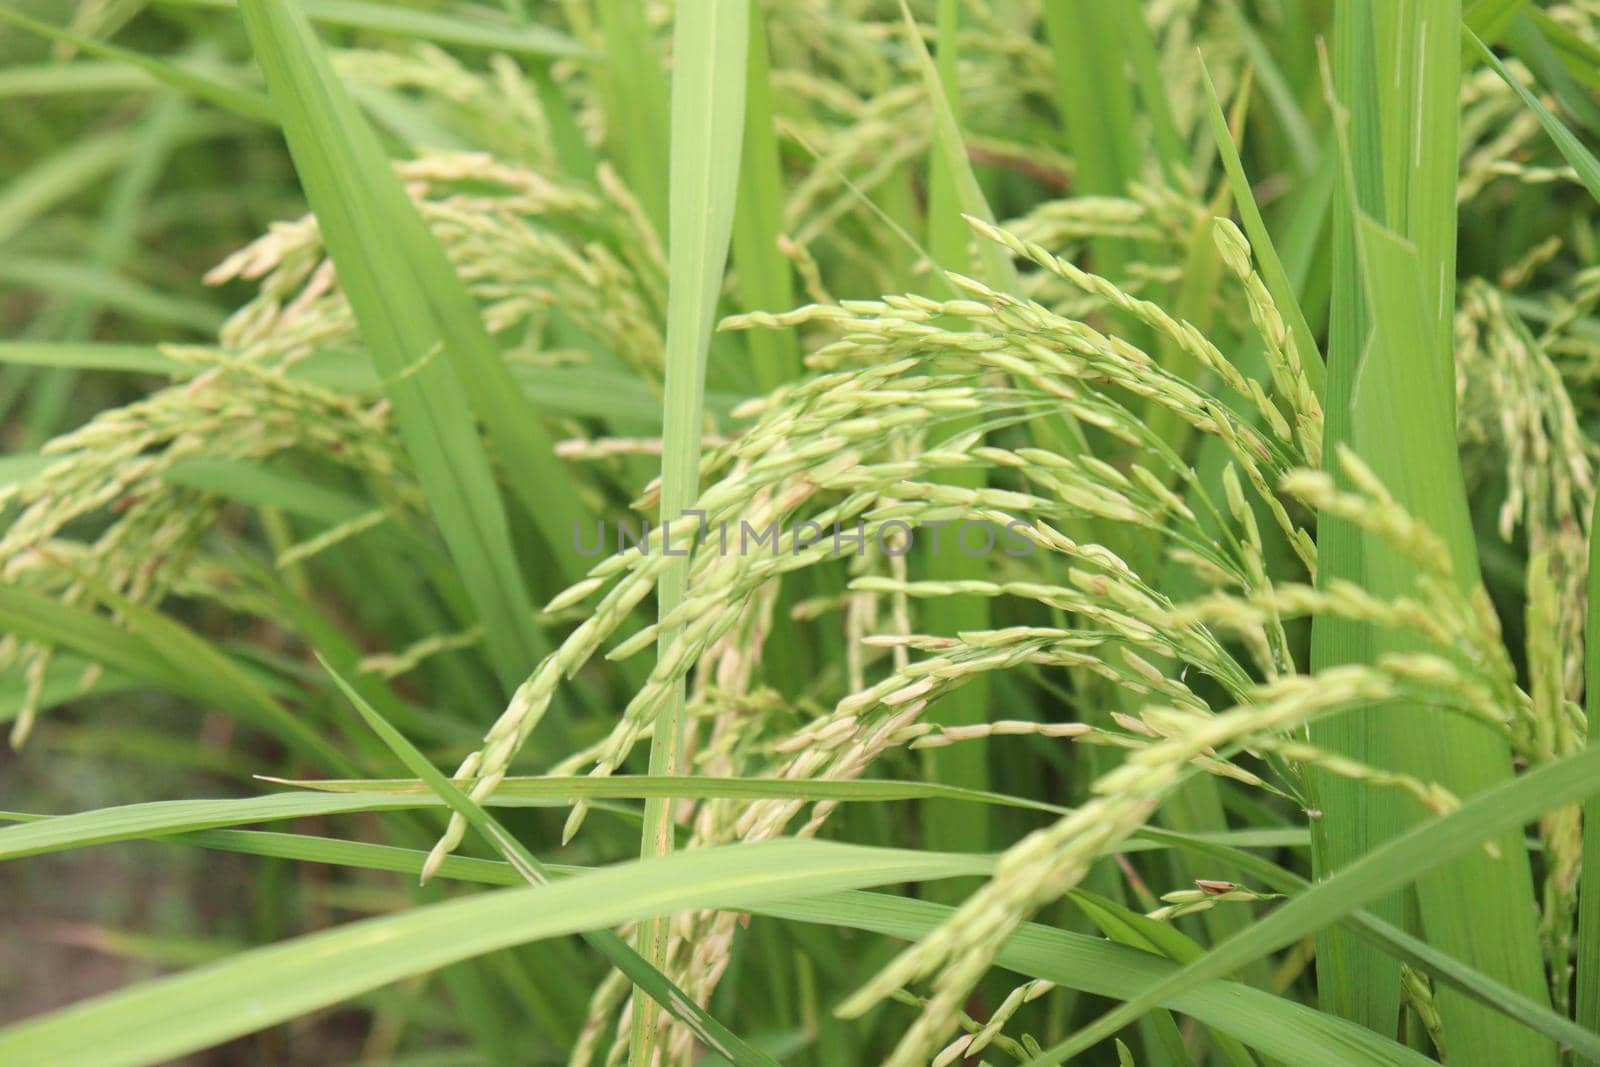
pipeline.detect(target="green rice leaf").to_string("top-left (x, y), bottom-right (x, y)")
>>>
top-left (1470, 31), bottom-right (1600, 204)
top-left (1505, 13), bottom-right (1600, 138)
top-left (0, 257), bottom-right (223, 334)
top-left (0, 809), bottom-right (1423, 1067)
top-left (238, 0), bottom-right (588, 688)
top-left (1309, 11), bottom-right (1553, 1056)
top-left (1525, 8), bottom-right (1600, 93)
top-left (0, 62), bottom-right (155, 97)
top-left (162, 460), bottom-right (373, 525)
top-left (0, 6), bottom-right (273, 122)
top-left (83, 815), bottom-right (1581, 1062)
top-left (0, 839), bottom-right (983, 1067)
top-left (0, 341), bottom-right (184, 375)
top-left (634, 7), bottom-right (750, 1060)
top-left (274, 772), bottom-right (1070, 816)
top-left (0, 793), bottom-right (467, 862)
top-left (162, 0), bottom-right (593, 59)
top-left (1305, 2), bottom-right (1394, 1029)
top-left (0, 786), bottom-right (1303, 865)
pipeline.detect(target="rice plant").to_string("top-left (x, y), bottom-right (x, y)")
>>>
top-left (3, 1), bottom-right (1600, 1065)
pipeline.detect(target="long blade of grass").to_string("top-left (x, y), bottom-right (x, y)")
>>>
top-left (633, 5), bottom-right (749, 1062)
top-left (237, 0), bottom-right (586, 689)
top-left (0, 341), bottom-right (700, 420)
top-left (1524, 8), bottom-right (1600, 93)
top-left (1341, 9), bottom-right (1554, 1052)
top-left (268, 2), bottom-right (596, 581)
top-left (277, 773), bottom-right (1067, 816)
top-left (0, 838), bottom-right (983, 1067)
top-left (1129, 809), bottom-right (1598, 1058)
top-left (0, 6), bottom-right (273, 122)
top-left (1469, 31), bottom-right (1600, 202)
top-left (0, 788), bottom-right (1302, 865)
top-left (1308, 9), bottom-right (1553, 1054)
top-left (0, 257), bottom-right (223, 334)
top-left (1504, 14), bottom-right (1600, 138)
top-left (56, 817), bottom-right (1285, 889)
top-left (1304, 4), bottom-right (1397, 1030)
top-left (0, 793), bottom-right (495, 862)
top-left (0, 62), bottom-right (155, 97)
top-left (277, 780), bottom-right (1297, 858)
top-left (0, 810), bottom-right (1427, 1067)
top-left (82, 812), bottom-right (1579, 1060)
top-left (161, 0), bottom-right (593, 59)
top-left (1021, 742), bottom-right (1600, 1065)
top-left (0, 341), bottom-right (183, 375)
top-left (1338, 891), bottom-right (1600, 1059)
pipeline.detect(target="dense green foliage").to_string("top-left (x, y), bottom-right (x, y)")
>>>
top-left (4, 2), bottom-right (1600, 1065)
